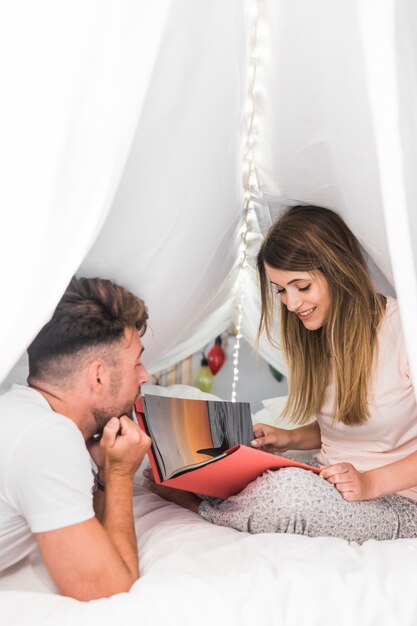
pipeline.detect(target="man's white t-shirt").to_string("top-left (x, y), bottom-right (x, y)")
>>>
top-left (0, 385), bottom-right (94, 571)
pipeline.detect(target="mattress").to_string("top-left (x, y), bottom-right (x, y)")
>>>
top-left (2, 384), bottom-right (417, 625)
top-left (2, 474), bottom-right (417, 626)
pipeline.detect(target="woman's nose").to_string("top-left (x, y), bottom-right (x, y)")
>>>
top-left (285, 291), bottom-right (302, 312)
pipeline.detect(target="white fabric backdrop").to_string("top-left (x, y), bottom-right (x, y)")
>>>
top-left (357, 0), bottom-right (417, 387)
top-left (1, 0), bottom-right (417, 397)
top-left (0, 0), bottom-right (171, 383)
top-left (2, 4), bottom-right (417, 623)
top-left (80, 0), bottom-right (248, 373)
top-left (251, 0), bottom-right (417, 384)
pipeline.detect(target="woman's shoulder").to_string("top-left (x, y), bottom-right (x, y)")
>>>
top-left (379, 296), bottom-right (403, 339)
top-left (377, 297), bottom-right (411, 380)
top-left (383, 296), bottom-right (399, 320)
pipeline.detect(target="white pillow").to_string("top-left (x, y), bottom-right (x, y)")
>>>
top-left (262, 396), bottom-right (288, 420)
top-left (251, 396), bottom-right (291, 428)
top-left (141, 383), bottom-right (220, 402)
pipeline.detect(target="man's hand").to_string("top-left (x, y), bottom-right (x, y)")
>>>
top-left (320, 463), bottom-right (376, 501)
top-left (87, 416), bottom-right (151, 481)
top-left (251, 423), bottom-right (294, 453)
top-left (100, 416), bottom-right (151, 480)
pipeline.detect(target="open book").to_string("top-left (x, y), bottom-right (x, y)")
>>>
top-left (136, 394), bottom-right (319, 499)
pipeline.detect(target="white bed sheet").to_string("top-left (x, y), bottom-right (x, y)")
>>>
top-left (2, 385), bottom-right (417, 625)
top-left (2, 476), bottom-right (417, 626)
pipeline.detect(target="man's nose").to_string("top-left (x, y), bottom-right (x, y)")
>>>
top-left (140, 366), bottom-right (150, 384)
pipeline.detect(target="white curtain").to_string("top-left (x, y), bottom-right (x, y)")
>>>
top-left (80, 0), bottom-right (248, 373)
top-left (249, 0), bottom-right (416, 381)
top-left (1, 0), bottom-right (417, 397)
top-left (256, 0), bottom-right (393, 281)
top-left (357, 0), bottom-right (417, 386)
top-left (0, 0), bottom-right (171, 383)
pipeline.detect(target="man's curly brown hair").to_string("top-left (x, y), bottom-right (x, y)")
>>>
top-left (28, 277), bottom-right (148, 380)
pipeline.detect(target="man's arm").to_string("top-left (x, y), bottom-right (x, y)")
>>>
top-left (36, 516), bottom-right (135, 600)
top-left (35, 417), bottom-right (150, 601)
top-left (101, 471), bottom-right (138, 580)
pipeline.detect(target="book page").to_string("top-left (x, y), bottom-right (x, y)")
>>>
top-left (142, 395), bottom-right (253, 480)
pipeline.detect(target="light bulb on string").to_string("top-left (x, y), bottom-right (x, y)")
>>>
top-left (194, 355), bottom-right (214, 393)
top-left (207, 336), bottom-right (226, 375)
top-left (231, 0), bottom-right (263, 402)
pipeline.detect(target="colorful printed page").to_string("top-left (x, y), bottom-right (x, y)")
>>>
top-left (141, 395), bottom-right (253, 480)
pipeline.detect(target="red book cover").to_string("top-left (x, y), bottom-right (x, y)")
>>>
top-left (136, 395), bottom-right (319, 500)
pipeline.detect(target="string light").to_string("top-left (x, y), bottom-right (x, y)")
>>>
top-left (231, 0), bottom-right (263, 402)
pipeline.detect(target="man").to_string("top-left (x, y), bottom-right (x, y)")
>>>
top-left (0, 277), bottom-right (151, 601)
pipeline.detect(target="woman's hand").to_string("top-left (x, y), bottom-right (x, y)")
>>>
top-left (252, 420), bottom-right (322, 453)
top-left (320, 462), bottom-right (376, 501)
top-left (143, 468), bottom-right (202, 512)
top-left (251, 423), bottom-right (294, 453)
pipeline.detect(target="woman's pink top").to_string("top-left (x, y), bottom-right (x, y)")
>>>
top-left (315, 297), bottom-right (417, 500)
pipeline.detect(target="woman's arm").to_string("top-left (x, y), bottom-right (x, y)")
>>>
top-left (251, 420), bottom-right (321, 453)
top-left (320, 449), bottom-right (417, 501)
top-left (143, 468), bottom-right (201, 511)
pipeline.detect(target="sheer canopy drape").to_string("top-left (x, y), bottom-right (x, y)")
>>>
top-left (1, 0), bottom-right (416, 397)
top-left (0, 0), bottom-right (171, 382)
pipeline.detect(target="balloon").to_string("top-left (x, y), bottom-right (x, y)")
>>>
top-left (194, 356), bottom-right (214, 392)
top-left (207, 336), bottom-right (225, 375)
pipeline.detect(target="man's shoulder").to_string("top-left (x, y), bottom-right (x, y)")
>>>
top-left (0, 384), bottom-right (49, 413)
top-left (1, 384), bottom-right (68, 421)
top-left (0, 384), bottom-right (84, 455)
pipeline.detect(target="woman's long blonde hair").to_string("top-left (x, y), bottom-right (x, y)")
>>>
top-left (257, 205), bottom-right (386, 426)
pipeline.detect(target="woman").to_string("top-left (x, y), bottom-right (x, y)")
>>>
top-left (145, 205), bottom-right (417, 543)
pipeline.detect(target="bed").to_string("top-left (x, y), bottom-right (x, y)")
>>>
top-left (2, 385), bottom-right (417, 625)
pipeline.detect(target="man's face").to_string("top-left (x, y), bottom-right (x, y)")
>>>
top-left (92, 327), bottom-right (149, 433)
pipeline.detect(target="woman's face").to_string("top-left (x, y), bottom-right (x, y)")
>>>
top-left (264, 263), bottom-right (332, 330)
